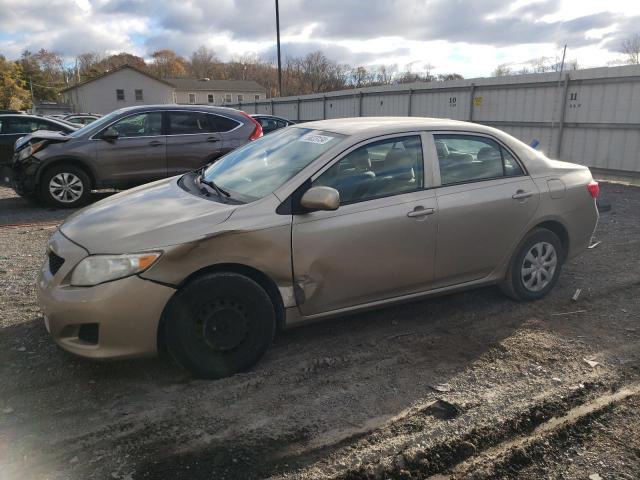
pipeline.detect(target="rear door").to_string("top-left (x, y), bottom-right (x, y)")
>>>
top-left (430, 133), bottom-right (540, 286)
top-left (95, 111), bottom-right (165, 187)
top-left (165, 111), bottom-right (223, 176)
top-left (292, 133), bottom-right (438, 316)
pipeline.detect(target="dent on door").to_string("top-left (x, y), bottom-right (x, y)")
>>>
top-left (292, 191), bottom-right (439, 316)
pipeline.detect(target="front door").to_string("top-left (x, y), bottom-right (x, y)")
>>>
top-left (166, 111), bottom-right (223, 177)
top-left (95, 111), bottom-right (166, 188)
top-left (431, 133), bottom-right (540, 286)
top-left (292, 134), bottom-right (438, 316)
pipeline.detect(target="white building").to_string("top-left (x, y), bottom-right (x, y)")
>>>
top-left (167, 78), bottom-right (267, 106)
top-left (60, 65), bottom-right (267, 114)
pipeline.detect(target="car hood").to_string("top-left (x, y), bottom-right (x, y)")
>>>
top-left (60, 177), bottom-right (236, 254)
top-left (14, 130), bottom-right (71, 151)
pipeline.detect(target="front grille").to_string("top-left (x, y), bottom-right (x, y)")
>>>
top-left (48, 251), bottom-right (65, 275)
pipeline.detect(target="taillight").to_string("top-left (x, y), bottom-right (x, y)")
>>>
top-left (587, 180), bottom-right (599, 198)
top-left (239, 111), bottom-right (263, 141)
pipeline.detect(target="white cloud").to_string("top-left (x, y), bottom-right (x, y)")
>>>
top-left (0, 0), bottom-right (638, 77)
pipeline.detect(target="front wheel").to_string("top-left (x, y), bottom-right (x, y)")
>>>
top-left (39, 165), bottom-right (91, 208)
top-left (165, 272), bottom-right (276, 379)
top-left (501, 228), bottom-right (563, 301)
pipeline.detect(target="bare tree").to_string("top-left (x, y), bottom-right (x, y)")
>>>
top-left (190, 46), bottom-right (219, 79)
top-left (351, 66), bottom-right (372, 87)
top-left (621, 34), bottom-right (640, 64)
top-left (374, 64), bottom-right (396, 85)
top-left (437, 73), bottom-right (464, 81)
top-left (493, 64), bottom-right (513, 76)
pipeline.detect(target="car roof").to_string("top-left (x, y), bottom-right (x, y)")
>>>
top-left (0, 113), bottom-right (65, 122)
top-left (0, 114), bottom-right (79, 130)
top-left (112, 104), bottom-right (243, 115)
top-left (251, 114), bottom-right (286, 119)
top-left (295, 117), bottom-right (500, 136)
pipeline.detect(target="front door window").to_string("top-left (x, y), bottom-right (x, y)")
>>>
top-left (313, 135), bottom-right (424, 204)
top-left (109, 112), bottom-right (162, 138)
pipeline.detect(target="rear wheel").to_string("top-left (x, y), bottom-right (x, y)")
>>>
top-left (165, 272), bottom-right (276, 379)
top-left (501, 228), bottom-right (563, 301)
top-left (39, 164), bottom-right (91, 208)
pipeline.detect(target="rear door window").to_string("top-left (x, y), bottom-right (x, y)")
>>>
top-left (434, 134), bottom-right (524, 185)
top-left (39, 120), bottom-right (68, 132)
top-left (208, 114), bottom-right (240, 132)
top-left (5, 118), bottom-right (40, 134)
top-left (168, 111), bottom-right (211, 135)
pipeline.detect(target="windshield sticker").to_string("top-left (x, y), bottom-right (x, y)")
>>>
top-left (299, 134), bottom-right (335, 145)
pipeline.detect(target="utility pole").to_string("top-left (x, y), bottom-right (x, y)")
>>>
top-left (275, 0), bottom-right (282, 97)
top-left (549, 44), bottom-right (567, 155)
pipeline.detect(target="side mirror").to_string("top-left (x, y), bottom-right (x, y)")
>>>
top-left (100, 127), bottom-right (119, 140)
top-left (300, 186), bottom-right (340, 211)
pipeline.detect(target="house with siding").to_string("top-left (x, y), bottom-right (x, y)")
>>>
top-left (167, 78), bottom-right (267, 106)
top-left (60, 65), bottom-right (267, 114)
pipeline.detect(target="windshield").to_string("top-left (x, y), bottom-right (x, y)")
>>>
top-left (203, 128), bottom-right (345, 201)
top-left (67, 109), bottom-right (122, 138)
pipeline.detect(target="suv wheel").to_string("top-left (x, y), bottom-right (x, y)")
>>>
top-left (165, 272), bottom-right (276, 379)
top-left (501, 228), bottom-right (563, 301)
top-left (40, 165), bottom-right (91, 208)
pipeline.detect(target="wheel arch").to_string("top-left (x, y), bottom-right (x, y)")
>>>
top-left (156, 263), bottom-right (286, 353)
top-left (36, 157), bottom-right (97, 189)
top-left (533, 219), bottom-right (570, 261)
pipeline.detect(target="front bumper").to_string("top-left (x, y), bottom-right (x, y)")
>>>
top-left (37, 230), bottom-right (175, 359)
top-left (1, 161), bottom-right (36, 194)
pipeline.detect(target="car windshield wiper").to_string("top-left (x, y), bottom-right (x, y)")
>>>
top-left (197, 172), bottom-right (230, 201)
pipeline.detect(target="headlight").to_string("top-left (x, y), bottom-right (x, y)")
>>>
top-left (70, 252), bottom-right (161, 287)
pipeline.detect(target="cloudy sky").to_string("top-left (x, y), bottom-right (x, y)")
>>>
top-left (1, 0), bottom-right (639, 77)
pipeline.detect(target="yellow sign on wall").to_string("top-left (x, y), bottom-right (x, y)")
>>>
top-left (474, 96), bottom-right (483, 107)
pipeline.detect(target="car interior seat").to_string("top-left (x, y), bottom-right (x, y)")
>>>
top-left (334, 149), bottom-right (376, 202)
top-left (373, 147), bottom-right (417, 195)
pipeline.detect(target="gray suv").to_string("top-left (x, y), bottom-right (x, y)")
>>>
top-left (6, 105), bottom-right (263, 207)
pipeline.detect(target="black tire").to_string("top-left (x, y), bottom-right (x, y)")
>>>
top-left (500, 228), bottom-right (564, 301)
top-left (165, 272), bottom-right (276, 379)
top-left (13, 186), bottom-right (37, 200)
top-left (39, 164), bottom-right (91, 208)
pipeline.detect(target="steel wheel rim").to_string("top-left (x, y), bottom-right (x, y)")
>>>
top-left (521, 241), bottom-right (557, 292)
top-left (196, 299), bottom-right (250, 353)
top-left (49, 173), bottom-right (83, 203)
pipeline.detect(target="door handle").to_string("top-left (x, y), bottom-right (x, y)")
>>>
top-left (148, 140), bottom-right (163, 147)
top-left (512, 190), bottom-right (533, 200)
top-left (407, 207), bottom-right (435, 218)
top-left (206, 137), bottom-right (220, 143)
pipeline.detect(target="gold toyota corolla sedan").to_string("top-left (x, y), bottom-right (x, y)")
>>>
top-left (37, 117), bottom-right (599, 378)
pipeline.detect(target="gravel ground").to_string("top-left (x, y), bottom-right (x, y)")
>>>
top-left (0, 183), bottom-right (639, 480)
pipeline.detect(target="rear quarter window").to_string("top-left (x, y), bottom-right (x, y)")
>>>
top-left (208, 114), bottom-right (240, 132)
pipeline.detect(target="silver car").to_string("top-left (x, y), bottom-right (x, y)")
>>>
top-left (37, 117), bottom-right (599, 378)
